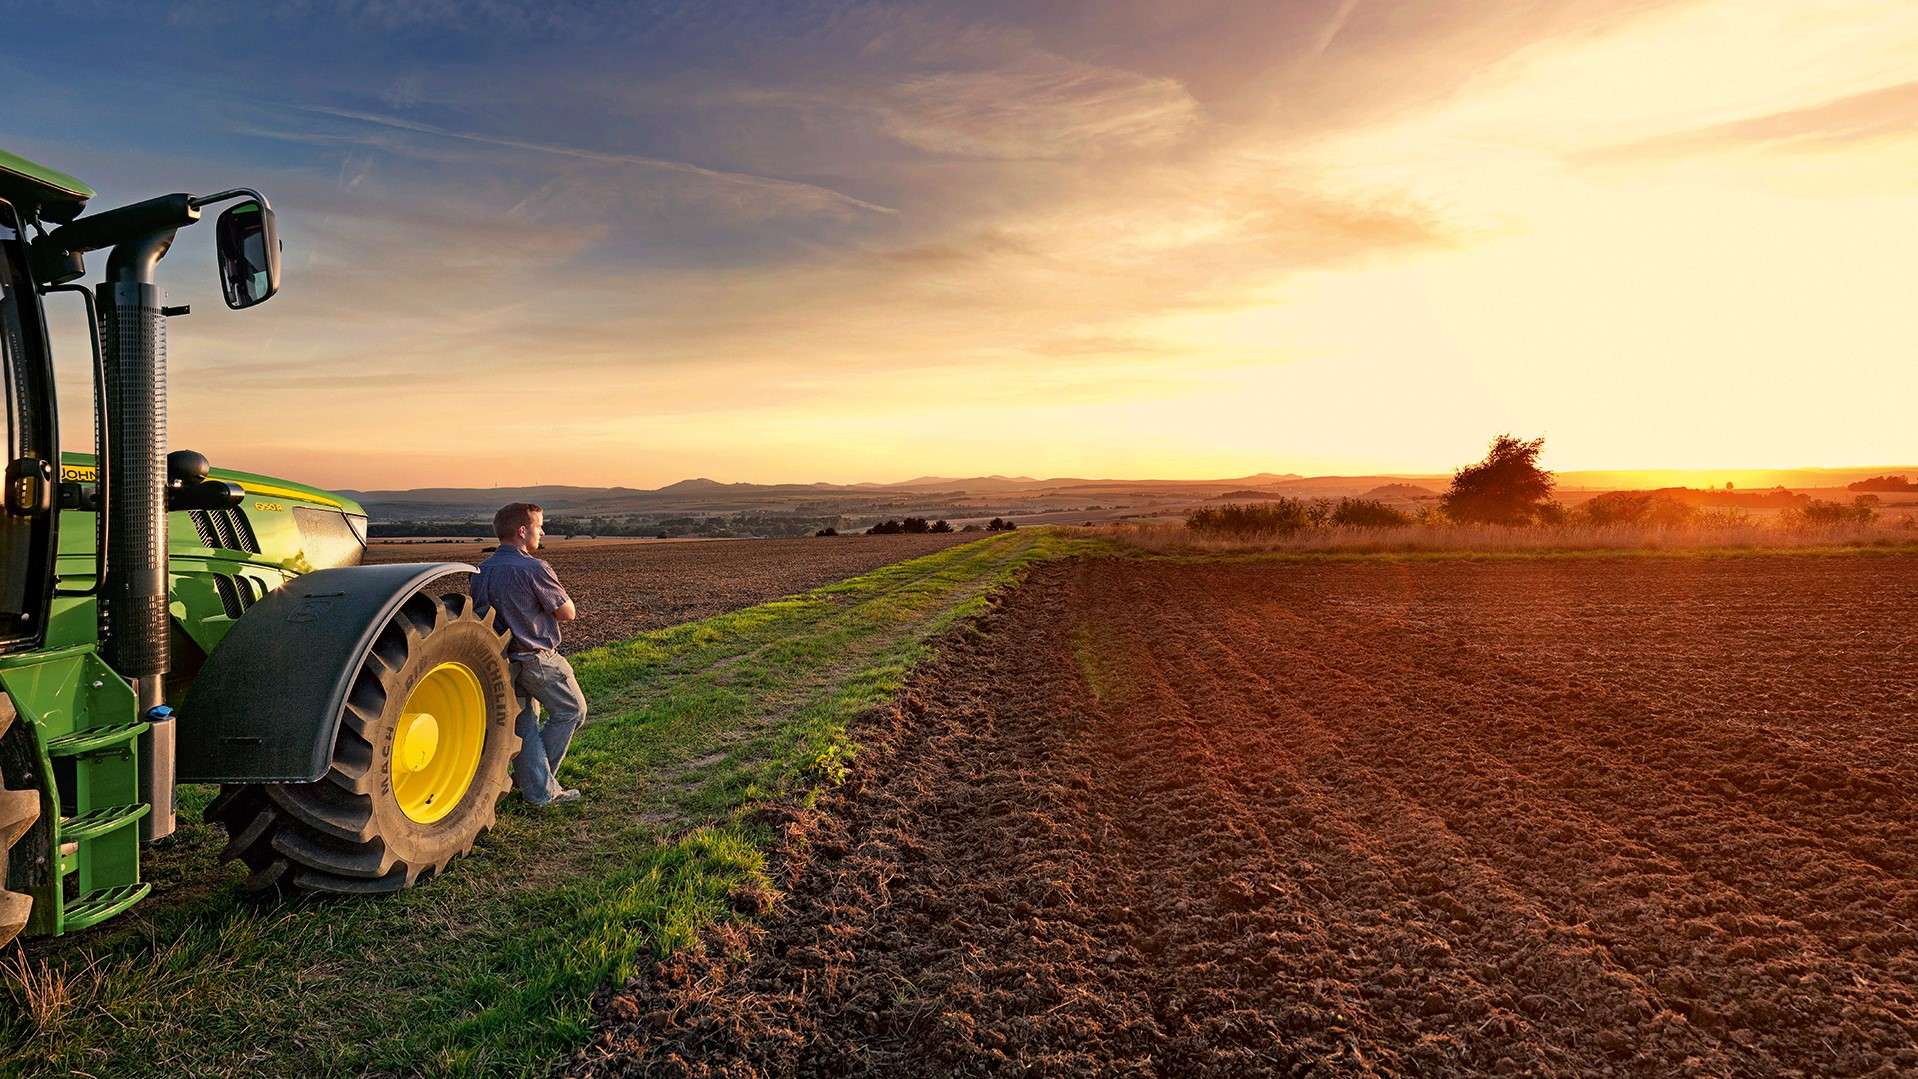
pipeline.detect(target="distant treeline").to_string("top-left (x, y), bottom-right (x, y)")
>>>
top-left (865, 517), bottom-right (953, 535)
top-left (1186, 436), bottom-right (1904, 539)
top-left (1645, 487), bottom-right (1807, 510)
top-left (370, 521), bottom-right (493, 539)
top-left (1849, 475), bottom-right (1916, 492)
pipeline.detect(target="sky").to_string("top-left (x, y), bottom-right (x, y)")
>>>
top-left (5, 1), bottom-right (1916, 489)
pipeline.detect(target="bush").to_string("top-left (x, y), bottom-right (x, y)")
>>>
top-left (985, 518), bottom-right (1018, 532)
top-left (1783, 496), bottom-right (1879, 527)
top-left (1329, 498), bottom-right (1411, 527)
top-left (930, 520), bottom-right (953, 533)
top-left (814, 526), bottom-right (839, 537)
top-left (867, 519), bottom-right (901, 535)
top-left (1579, 490), bottom-right (1697, 527)
top-left (1187, 500), bottom-right (1314, 536)
top-left (1442, 434), bottom-right (1556, 525)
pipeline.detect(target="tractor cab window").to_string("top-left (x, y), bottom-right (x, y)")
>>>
top-left (0, 200), bottom-right (54, 650)
top-left (0, 216), bottom-right (18, 460)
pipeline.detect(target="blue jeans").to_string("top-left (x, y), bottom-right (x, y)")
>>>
top-left (509, 650), bottom-right (587, 803)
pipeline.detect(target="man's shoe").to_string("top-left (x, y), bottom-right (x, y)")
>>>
top-left (546, 788), bottom-right (583, 805)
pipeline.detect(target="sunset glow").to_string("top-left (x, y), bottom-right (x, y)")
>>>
top-left (8, 1), bottom-right (1915, 488)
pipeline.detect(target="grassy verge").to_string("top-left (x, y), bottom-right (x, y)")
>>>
top-left (1, 528), bottom-right (1106, 1077)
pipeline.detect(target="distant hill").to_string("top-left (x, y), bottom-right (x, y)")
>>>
top-left (340, 465), bottom-right (1918, 532)
top-left (653, 477), bottom-right (733, 493)
top-left (1365, 483), bottom-right (1438, 499)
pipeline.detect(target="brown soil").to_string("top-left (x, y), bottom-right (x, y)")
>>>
top-left (574, 554), bottom-right (1918, 1078)
top-left (365, 534), bottom-right (973, 652)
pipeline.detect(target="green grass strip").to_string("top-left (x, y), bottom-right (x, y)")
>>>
top-left (0, 529), bottom-right (1107, 1077)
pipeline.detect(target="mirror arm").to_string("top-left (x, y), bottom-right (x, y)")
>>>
top-left (44, 194), bottom-right (197, 257)
top-left (189, 188), bottom-right (272, 213)
top-left (45, 283), bottom-right (109, 598)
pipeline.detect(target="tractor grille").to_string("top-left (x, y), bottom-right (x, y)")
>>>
top-left (187, 507), bottom-right (260, 553)
top-left (210, 573), bottom-right (262, 620)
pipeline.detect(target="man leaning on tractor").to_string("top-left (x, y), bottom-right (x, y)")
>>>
top-left (472, 503), bottom-right (588, 806)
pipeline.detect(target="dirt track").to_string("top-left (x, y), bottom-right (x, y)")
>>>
top-left (366, 534), bottom-right (973, 651)
top-left (578, 553), bottom-right (1918, 1077)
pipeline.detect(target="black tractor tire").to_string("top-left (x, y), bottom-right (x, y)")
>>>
top-left (207, 592), bottom-right (518, 894)
top-left (0, 699), bottom-right (42, 946)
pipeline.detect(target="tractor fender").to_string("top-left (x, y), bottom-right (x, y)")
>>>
top-left (176, 562), bottom-right (481, 783)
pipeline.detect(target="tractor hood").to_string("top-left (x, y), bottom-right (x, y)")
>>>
top-left (58, 452), bottom-right (369, 575)
top-left (58, 452), bottom-right (365, 518)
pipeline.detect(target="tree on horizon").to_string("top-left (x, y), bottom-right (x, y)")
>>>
top-left (1442, 434), bottom-right (1556, 525)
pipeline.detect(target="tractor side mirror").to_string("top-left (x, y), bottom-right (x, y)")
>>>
top-left (215, 199), bottom-right (280, 309)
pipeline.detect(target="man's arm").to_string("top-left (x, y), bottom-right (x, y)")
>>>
top-left (535, 560), bottom-right (578, 621)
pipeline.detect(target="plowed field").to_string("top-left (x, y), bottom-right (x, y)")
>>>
top-left (580, 553), bottom-right (1918, 1077)
top-left (366, 534), bottom-right (973, 651)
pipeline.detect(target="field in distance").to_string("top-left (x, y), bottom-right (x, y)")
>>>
top-left (365, 532), bottom-right (976, 652)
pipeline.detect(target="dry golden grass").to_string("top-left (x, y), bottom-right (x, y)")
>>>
top-left (1080, 514), bottom-right (1918, 556)
top-left (0, 948), bottom-right (80, 1035)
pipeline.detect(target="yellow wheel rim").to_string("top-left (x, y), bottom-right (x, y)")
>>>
top-left (391, 662), bottom-right (487, 824)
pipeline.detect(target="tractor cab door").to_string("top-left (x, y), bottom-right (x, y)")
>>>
top-left (0, 199), bottom-right (57, 654)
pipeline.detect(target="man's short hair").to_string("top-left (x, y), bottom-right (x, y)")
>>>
top-left (493, 502), bottom-right (543, 541)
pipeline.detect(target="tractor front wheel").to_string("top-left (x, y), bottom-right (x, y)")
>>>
top-left (207, 592), bottom-right (518, 894)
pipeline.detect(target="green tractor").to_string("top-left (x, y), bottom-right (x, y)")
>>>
top-left (0, 149), bottom-right (522, 947)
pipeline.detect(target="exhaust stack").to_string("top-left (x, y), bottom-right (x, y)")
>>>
top-left (99, 225), bottom-right (186, 841)
top-left (98, 235), bottom-right (175, 698)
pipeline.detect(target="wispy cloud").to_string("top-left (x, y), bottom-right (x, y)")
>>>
top-left (1577, 79), bottom-right (1918, 164)
top-left (878, 62), bottom-right (1199, 159)
top-left (1309, 0), bottom-right (1363, 59)
top-left (287, 104), bottom-right (898, 216)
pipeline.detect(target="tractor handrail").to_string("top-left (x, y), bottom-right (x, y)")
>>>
top-left (45, 282), bottom-right (107, 597)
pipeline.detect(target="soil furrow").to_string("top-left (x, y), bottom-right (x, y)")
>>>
top-left (1100, 566), bottom-right (1732, 1075)
top-left (1186, 573), bottom-right (1881, 1074)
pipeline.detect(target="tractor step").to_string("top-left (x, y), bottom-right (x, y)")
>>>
top-left (61, 882), bottom-right (151, 932)
top-left (61, 803), bottom-right (150, 842)
top-left (45, 721), bottom-right (146, 757)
